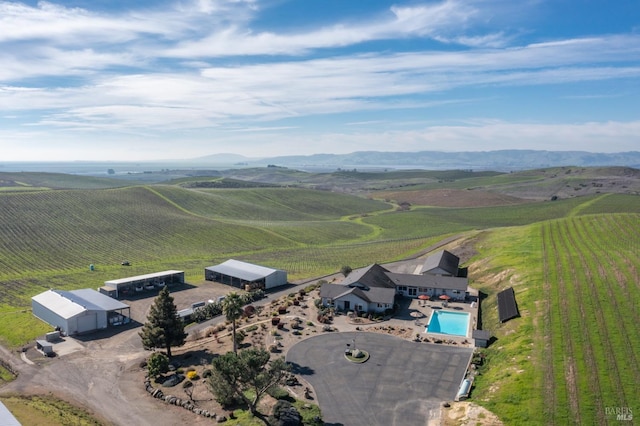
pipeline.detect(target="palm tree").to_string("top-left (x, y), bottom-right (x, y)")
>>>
top-left (222, 292), bottom-right (244, 354)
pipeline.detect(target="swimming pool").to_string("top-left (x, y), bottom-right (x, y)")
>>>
top-left (426, 310), bottom-right (470, 337)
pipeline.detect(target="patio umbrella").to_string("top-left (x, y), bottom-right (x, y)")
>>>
top-left (410, 311), bottom-right (423, 318)
top-left (418, 294), bottom-right (430, 300)
top-left (439, 294), bottom-right (451, 300)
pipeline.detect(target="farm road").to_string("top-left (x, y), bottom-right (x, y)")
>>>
top-left (0, 324), bottom-right (213, 426)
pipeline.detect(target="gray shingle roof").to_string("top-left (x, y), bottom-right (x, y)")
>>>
top-left (319, 283), bottom-right (395, 305)
top-left (386, 272), bottom-right (468, 291)
top-left (420, 250), bottom-right (460, 276)
top-left (341, 264), bottom-right (395, 288)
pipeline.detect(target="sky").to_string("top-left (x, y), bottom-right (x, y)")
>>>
top-left (1, 0), bottom-right (639, 161)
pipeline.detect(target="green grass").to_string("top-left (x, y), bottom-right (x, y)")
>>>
top-left (0, 394), bottom-right (105, 425)
top-left (470, 213), bottom-right (640, 425)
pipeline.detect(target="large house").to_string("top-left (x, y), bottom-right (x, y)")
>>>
top-left (319, 264), bottom-right (396, 314)
top-left (319, 251), bottom-right (469, 314)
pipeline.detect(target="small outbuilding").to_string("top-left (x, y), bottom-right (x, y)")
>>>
top-left (32, 289), bottom-right (131, 336)
top-left (472, 329), bottom-right (491, 348)
top-left (36, 339), bottom-right (54, 356)
top-left (205, 259), bottom-right (287, 290)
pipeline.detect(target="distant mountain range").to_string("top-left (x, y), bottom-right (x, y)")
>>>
top-left (232, 150), bottom-right (640, 171)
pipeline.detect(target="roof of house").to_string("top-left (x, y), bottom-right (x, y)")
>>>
top-left (319, 283), bottom-right (395, 305)
top-left (385, 272), bottom-right (468, 291)
top-left (32, 289), bottom-right (129, 319)
top-left (205, 259), bottom-right (283, 282)
top-left (497, 287), bottom-right (519, 323)
top-left (341, 264), bottom-right (395, 289)
top-left (420, 250), bottom-right (460, 276)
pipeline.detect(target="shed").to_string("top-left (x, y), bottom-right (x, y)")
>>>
top-left (205, 260), bottom-right (287, 290)
top-left (472, 329), bottom-right (491, 348)
top-left (36, 339), bottom-right (54, 356)
top-left (31, 289), bottom-right (131, 336)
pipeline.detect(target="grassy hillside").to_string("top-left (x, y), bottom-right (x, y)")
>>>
top-left (469, 212), bottom-right (640, 425)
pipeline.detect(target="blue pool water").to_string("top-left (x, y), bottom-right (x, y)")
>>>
top-left (426, 310), bottom-right (470, 337)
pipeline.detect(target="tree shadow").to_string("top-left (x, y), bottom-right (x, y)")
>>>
top-left (287, 361), bottom-right (315, 376)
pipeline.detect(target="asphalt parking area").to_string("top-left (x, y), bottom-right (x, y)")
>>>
top-left (286, 331), bottom-right (472, 426)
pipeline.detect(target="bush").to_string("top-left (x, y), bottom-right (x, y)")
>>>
top-left (243, 305), bottom-right (256, 317)
top-left (267, 386), bottom-right (291, 400)
top-left (202, 369), bottom-right (212, 378)
top-left (186, 370), bottom-right (199, 380)
top-left (269, 400), bottom-right (302, 426)
top-left (147, 352), bottom-right (169, 379)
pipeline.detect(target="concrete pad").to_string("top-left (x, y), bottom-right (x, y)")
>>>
top-left (52, 337), bottom-right (85, 357)
top-left (287, 331), bottom-right (472, 426)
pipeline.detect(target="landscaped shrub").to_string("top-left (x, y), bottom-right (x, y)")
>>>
top-left (269, 400), bottom-right (302, 426)
top-left (202, 369), bottom-right (213, 378)
top-left (186, 370), bottom-right (199, 380)
top-left (147, 352), bottom-right (169, 379)
top-left (267, 386), bottom-right (291, 400)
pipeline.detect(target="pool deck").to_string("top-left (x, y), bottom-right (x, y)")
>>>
top-left (330, 286), bottom-right (480, 348)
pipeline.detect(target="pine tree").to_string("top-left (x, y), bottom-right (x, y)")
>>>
top-left (207, 348), bottom-right (291, 414)
top-left (139, 286), bottom-right (186, 358)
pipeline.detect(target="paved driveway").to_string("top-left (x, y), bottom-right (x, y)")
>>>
top-left (286, 332), bottom-right (472, 426)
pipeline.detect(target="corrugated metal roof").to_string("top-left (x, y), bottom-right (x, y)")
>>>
top-left (65, 289), bottom-right (129, 311)
top-left (0, 401), bottom-right (21, 426)
top-left (32, 290), bottom-right (86, 319)
top-left (205, 260), bottom-right (280, 282)
top-left (31, 289), bottom-right (129, 319)
top-left (105, 270), bottom-right (184, 286)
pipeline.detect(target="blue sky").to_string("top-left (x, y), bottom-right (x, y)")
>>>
top-left (1, 0), bottom-right (639, 161)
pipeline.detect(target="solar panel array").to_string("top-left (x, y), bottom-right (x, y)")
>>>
top-left (497, 287), bottom-right (519, 323)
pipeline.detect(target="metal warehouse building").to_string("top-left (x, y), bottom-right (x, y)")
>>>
top-left (31, 289), bottom-right (131, 336)
top-left (205, 259), bottom-right (287, 290)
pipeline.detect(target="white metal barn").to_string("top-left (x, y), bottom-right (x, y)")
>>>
top-left (0, 400), bottom-right (21, 426)
top-left (205, 259), bottom-right (287, 290)
top-left (31, 289), bottom-right (130, 336)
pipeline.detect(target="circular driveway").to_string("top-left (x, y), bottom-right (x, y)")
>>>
top-left (287, 332), bottom-right (472, 426)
